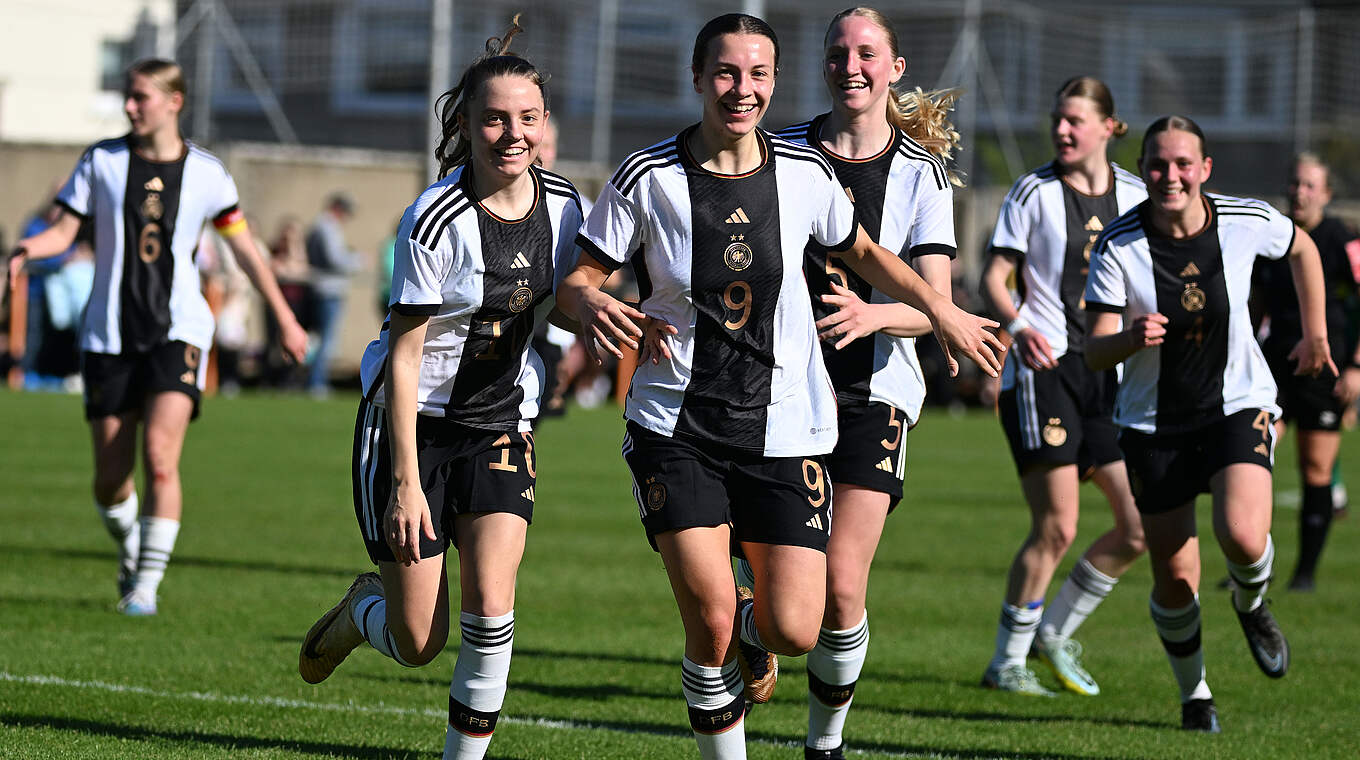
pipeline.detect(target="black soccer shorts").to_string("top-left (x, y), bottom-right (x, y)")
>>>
top-left (621, 421), bottom-right (832, 553)
top-left (352, 399), bottom-right (537, 564)
top-left (999, 352), bottom-right (1122, 476)
top-left (81, 340), bottom-right (205, 420)
top-left (1119, 408), bottom-right (1276, 514)
top-left (825, 401), bottom-right (908, 510)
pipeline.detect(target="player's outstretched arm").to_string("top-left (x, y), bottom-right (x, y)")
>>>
top-left (558, 251), bottom-right (652, 365)
top-left (222, 226), bottom-right (308, 363)
top-left (839, 226), bottom-right (1003, 377)
top-left (1284, 226), bottom-right (1338, 378)
top-left (816, 281), bottom-right (931, 348)
top-left (8, 212), bottom-right (82, 290)
top-left (384, 312), bottom-right (436, 566)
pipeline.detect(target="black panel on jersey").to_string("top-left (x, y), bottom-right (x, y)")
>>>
top-left (802, 114), bottom-right (895, 404)
top-left (447, 169), bottom-right (554, 430)
top-left (1146, 205), bottom-right (1230, 433)
top-left (1255, 216), bottom-right (1358, 361)
top-left (121, 147), bottom-right (186, 352)
top-left (675, 129), bottom-right (782, 448)
top-left (1059, 181), bottom-right (1120, 354)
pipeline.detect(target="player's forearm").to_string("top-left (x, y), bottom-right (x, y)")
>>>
top-left (16, 214), bottom-right (81, 261)
top-left (385, 316), bottom-right (429, 486)
top-left (872, 302), bottom-right (933, 338)
top-left (842, 236), bottom-right (948, 321)
top-left (1288, 232), bottom-right (1330, 344)
top-left (1085, 312), bottom-right (1137, 370)
top-left (227, 230), bottom-right (302, 328)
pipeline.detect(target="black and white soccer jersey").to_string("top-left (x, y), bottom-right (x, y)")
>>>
top-left (358, 165), bottom-right (583, 431)
top-left (578, 126), bottom-right (858, 457)
top-left (991, 161), bottom-right (1145, 389)
top-left (56, 135), bottom-right (246, 355)
top-left (777, 114), bottom-right (954, 423)
top-left (1085, 194), bottom-right (1296, 434)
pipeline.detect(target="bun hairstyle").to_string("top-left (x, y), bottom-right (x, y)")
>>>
top-left (1055, 76), bottom-right (1127, 137)
top-left (691, 13), bottom-right (781, 74)
top-left (433, 14), bottom-right (549, 179)
top-left (826, 8), bottom-right (963, 186)
top-left (1140, 114), bottom-right (1208, 159)
top-left (126, 58), bottom-right (187, 98)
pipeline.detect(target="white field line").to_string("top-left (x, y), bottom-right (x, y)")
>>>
top-left (0, 671), bottom-right (950, 758)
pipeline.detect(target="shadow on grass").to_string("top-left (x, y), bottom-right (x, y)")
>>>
top-left (340, 671), bottom-right (677, 703)
top-left (0, 595), bottom-right (113, 611)
top-left (0, 713), bottom-right (428, 759)
top-left (0, 544), bottom-right (357, 580)
top-left (852, 699), bottom-right (1169, 730)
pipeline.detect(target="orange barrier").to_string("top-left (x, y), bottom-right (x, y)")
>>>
top-left (6, 271), bottom-right (28, 390)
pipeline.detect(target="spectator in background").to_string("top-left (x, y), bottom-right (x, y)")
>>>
top-left (305, 192), bottom-right (360, 397)
top-left (19, 186), bottom-right (83, 389)
top-left (267, 217), bottom-right (311, 388)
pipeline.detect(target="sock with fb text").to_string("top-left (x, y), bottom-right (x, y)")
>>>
top-left (681, 657), bottom-right (746, 760)
top-left (806, 613), bottom-right (868, 751)
top-left (444, 611), bottom-right (515, 760)
top-left (1150, 596), bottom-right (1212, 703)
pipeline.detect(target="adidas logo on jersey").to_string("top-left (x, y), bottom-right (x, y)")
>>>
top-left (144, 176), bottom-right (164, 192)
top-left (1179, 262), bottom-right (1202, 278)
top-left (521, 486), bottom-right (535, 502)
top-left (510, 251), bottom-right (531, 269)
top-left (805, 514), bottom-right (825, 531)
top-left (724, 207), bottom-right (751, 224)
top-left (876, 457), bottom-right (894, 472)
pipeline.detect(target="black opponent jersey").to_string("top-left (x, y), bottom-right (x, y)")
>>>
top-left (777, 114), bottom-right (955, 423)
top-left (1086, 194), bottom-right (1295, 434)
top-left (578, 126), bottom-right (858, 457)
top-left (360, 164), bottom-right (584, 431)
top-left (1254, 216), bottom-right (1360, 363)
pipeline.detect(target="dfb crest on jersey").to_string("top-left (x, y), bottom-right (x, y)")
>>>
top-left (509, 280), bottom-right (533, 313)
top-left (1181, 283), bottom-right (1206, 312)
top-left (724, 236), bottom-right (753, 272)
top-left (141, 192), bottom-right (164, 221)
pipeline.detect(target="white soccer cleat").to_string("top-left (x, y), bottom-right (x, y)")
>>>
top-left (117, 589), bottom-right (157, 617)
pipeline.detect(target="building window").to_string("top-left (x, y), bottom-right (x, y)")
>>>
top-left (100, 38), bottom-right (133, 92)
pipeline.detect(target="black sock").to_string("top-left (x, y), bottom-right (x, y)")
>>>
top-left (1295, 484), bottom-right (1334, 581)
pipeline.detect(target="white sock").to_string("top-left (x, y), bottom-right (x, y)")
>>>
top-left (1227, 535), bottom-right (1275, 613)
top-left (1149, 596), bottom-right (1212, 703)
top-left (97, 493), bottom-right (140, 585)
top-left (351, 593), bottom-right (415, 667)
top-left (990, 602), bottom-right (1041, 670)
top-left (681, 657), bottom-right (746, 759)
top-left (445, 611), bottom-right (515, 760)
top-left (806, 613), bottom-right (869, 751)
top-left (132, 516), bottom-right (179, 598)
top-left (1040, 558), bottom-right (1119, 644)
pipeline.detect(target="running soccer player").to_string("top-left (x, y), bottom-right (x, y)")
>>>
top-left (1254, 153), bottom-right (1360, 591)
top-left (296, 20), bottom-right (583, 760)
top-left (774, 8), bottom-right (962, 757)
top-left (1085, 115), bottom-right (1334, 732)
top-left (558, 13), bottom-right (1004, 759)
top-left (7, 59), bottom-right (308, 616)
top-left (977, 77), bottom-right (1147, 696)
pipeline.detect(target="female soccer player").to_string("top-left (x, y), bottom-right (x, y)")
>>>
top-left (1085, 115), bottom-right (1334, 731)
top-left (558, 13), bottom-right (1003, 759)
top-left (773, 8), bottom-right (963, 757)
top-left (296, 21), bottom-right (583, 760)
top-left (6, 59), bottom-right (308, 616)
top-left (1254, 153), bottom-right (1360, 590)
top-left (977, 77), bottom-right (1147, 697)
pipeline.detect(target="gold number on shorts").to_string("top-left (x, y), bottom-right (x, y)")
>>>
top-left (802, 459), bottom-right (826, 508)
top-left (824, 254), bottom-right (849, 289)
top-left (1252, 410), bottom-right (1272, 441)
top-left (138, 224), bottom-right (162, 263)
top-left (476, 320), bottom-right (504, 361)
top-left (522, 432), bottom-right (536, 478)
top-left (881, 407), bottom-right (902, 451)
top-left (723, 281), bottom-right (752, 331)
top-left (489, 433), bottom-right (518, 472)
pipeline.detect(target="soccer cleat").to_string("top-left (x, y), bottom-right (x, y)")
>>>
top-left (299, 572), bottom-right (384, 684)
top-left (1181, 697), bottom-right (1221, 732)
top-left (1033, 637), bottom-right (1100, 696)
top-left (735, 587), bottom-right (778, 703)
top-left (980, 663), bottom-right (1055, 696)
top-left (804, 744), bottom-right (846, 760)
top-left (117, 589), bottom-right (157, 616)
top-left (1234, 602), bottom-right (1290, 678)
top-left (1287, 574), bottom-right (1315, 592)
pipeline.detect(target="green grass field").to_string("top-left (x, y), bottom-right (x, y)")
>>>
top-left (1, 390), bottom-right (1357, 759)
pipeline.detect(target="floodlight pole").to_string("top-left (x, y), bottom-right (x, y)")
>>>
top-left (428, 0), bottom-right (455, 182)
top-left (192, 0), bottom-right (216, 144)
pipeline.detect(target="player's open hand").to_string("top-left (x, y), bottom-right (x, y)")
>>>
top-left (386, 481), bottom-right (436, 566)
top-left (931, 303), bottom-right (1005, 378)
top-left (817, 281), bottom-right (880, 349)
top-left (279, 316), bottom-right (309, 364)
top-left (639, 315), bottom-right (678, 366)
top-left (1128, 313), bottom-right (1169, 350)
top-left (1013, 327), bottom-right (1057, 371)
top-left (1336, 367), bottom-right (1360, 406)
top-left (576, 287), bottom-right (648, 365)
top-left (1289, 333), bottom-right (1338, 378)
